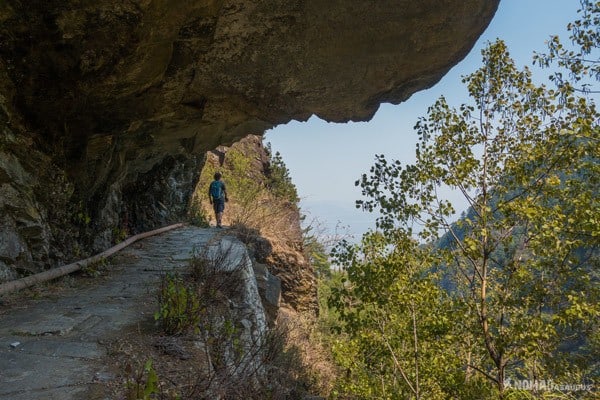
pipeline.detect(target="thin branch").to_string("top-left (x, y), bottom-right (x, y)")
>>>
top-left (467, 363), bottom-right (499, 384)
top-left (410, 301), bottom-right (420, 400)
top-left (377, 318), bottom-right (417, 397)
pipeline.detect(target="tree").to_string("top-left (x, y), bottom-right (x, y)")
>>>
top-left (265, 144), bottom-right (300, 204)
top-left (534, 0), bottom-right (600, 93)
top-left (331, 39), bottom-right (599, 399)
top-left (329, 232), bottom-right (489, 399)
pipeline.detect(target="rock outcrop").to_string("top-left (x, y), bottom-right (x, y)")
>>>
top-left (0, 0), bottom-right (499, 279)
top-left (196, 135), bottom-right (317, 313)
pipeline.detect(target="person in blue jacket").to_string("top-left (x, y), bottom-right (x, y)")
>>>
top-left (208, 172), bottom-right (229, 228)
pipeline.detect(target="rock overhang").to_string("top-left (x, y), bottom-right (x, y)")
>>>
top-left (2, 1), bottom-right (499, 165)
top-left (0, 0), bottom-right (500, 277)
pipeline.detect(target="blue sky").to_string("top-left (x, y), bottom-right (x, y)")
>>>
top-left (264, 1), bottom-right (581, 240)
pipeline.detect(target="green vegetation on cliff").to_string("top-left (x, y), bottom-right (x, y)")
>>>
top-left (191, 136), bottom-right (299, 232)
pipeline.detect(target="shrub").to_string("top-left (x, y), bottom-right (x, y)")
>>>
top-left (154, 273), bottom-right (201, 335)
top-left (124, 359), bottom-right (160, 400)
top-left (187, 199), bottom-right (209, 227)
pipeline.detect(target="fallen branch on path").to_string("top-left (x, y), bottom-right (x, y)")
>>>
top-left (0, 223), bottom-right (185, 297)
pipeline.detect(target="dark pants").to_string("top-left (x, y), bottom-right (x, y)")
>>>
top-left (213, 198), bottom-right (225, 214)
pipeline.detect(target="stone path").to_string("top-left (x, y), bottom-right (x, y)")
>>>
top-left (0, 226), bottom-right (221, 400)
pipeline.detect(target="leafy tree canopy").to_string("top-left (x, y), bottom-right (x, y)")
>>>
top-left (330, 35), bottom-right (599, 399)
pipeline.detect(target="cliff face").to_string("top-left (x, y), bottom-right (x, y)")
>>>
top-left (196, 135), bottom-right (316, 313)
top-left (0, 0), bottom-right (499, 280)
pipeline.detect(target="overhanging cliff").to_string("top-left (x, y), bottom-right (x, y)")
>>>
top-left (0, 0), bottom-right (499, 280)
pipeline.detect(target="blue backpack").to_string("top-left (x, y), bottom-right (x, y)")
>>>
top-left (210, 180), bottom-right (224, 200)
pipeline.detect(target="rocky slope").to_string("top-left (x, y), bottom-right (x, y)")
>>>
top-left (195, 135), bottom-right (316, 313)
top-left (0, 0), bottom-right (499, 280)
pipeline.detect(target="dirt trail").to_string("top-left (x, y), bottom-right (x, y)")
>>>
top-left (0, 226), bottom-right (219, 400)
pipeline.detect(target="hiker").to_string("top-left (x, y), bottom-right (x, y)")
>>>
top-left (208, 172), bottom-right (228, 228)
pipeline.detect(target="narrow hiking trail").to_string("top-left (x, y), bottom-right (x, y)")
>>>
top-left (0, 226), bottom-right (222, 400)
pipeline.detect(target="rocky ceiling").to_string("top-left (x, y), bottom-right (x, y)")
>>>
top-left (3, 0), bottom-right (498, 169)
top-left (0, 0), bottom-right (499, 278)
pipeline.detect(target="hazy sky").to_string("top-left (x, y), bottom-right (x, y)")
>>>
top-left (265, 1), bottom-right (581, 240)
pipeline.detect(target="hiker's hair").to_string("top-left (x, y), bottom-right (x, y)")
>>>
top-left (214, 172), bottom-right (222, 180)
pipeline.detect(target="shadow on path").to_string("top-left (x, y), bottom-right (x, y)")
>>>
top-left (0, 226), bottom-right (219, 400)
